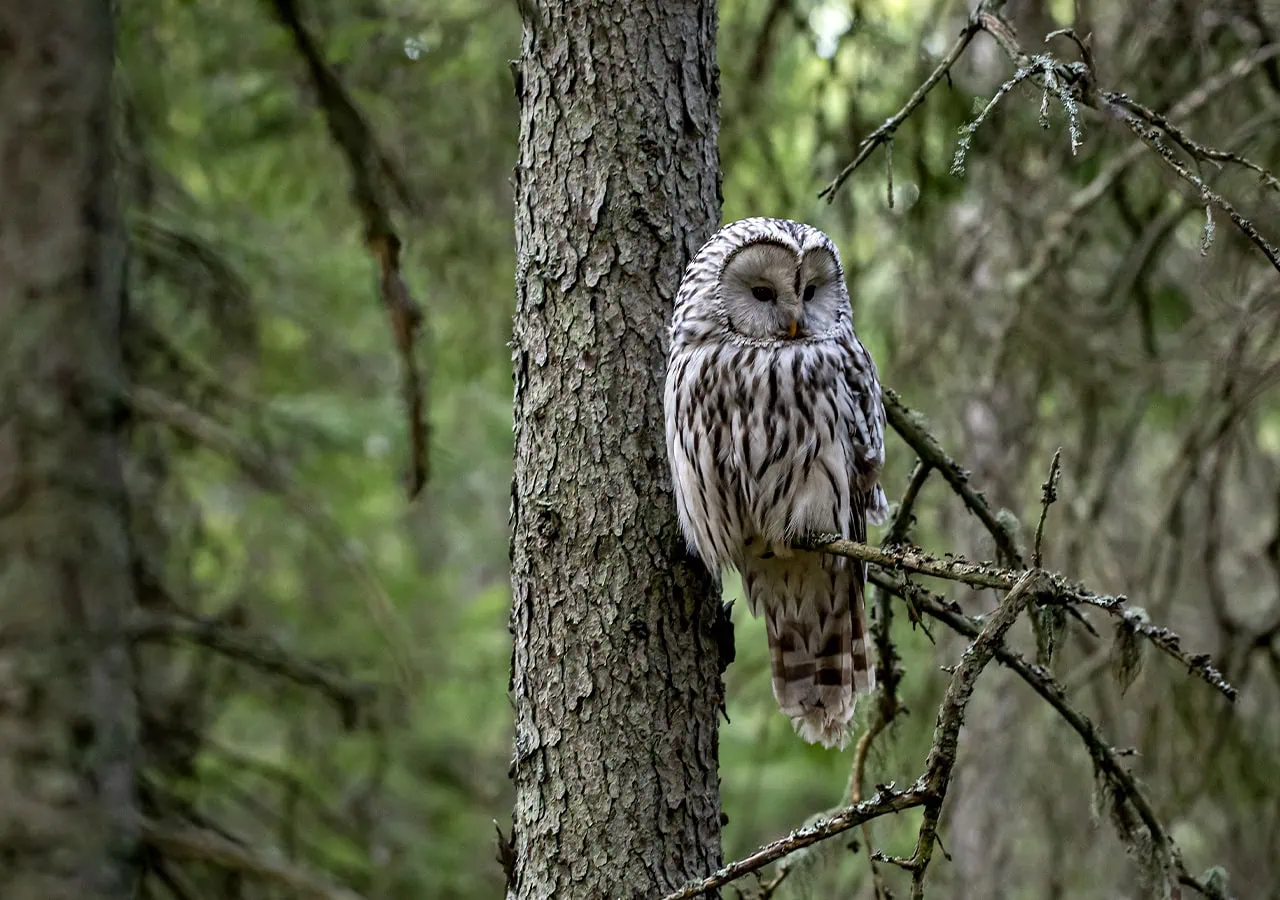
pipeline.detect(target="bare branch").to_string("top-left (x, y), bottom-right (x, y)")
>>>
top-left (905, 570), bottom-right (1048, 896)
top-left (821, 0), bottom-right (1280, 273)
top-left (884, 458), bottom-right (932, 547)
top-left (659, 784), bottom-right (931, 900)
top-left (819, 14), bottom-right (983, 201)
top-left (883, 574), bottom-right (1226, 898)
top-left (969, 5), bottom-right (1280, 274)
top-left (802, 535), bottom-right (1237, 700)
top-left (1104, 93), bottom-right (1280, 194)
top-left (128, 385), bottom-right (419, 690)
top-left (266, 0), bottom-right (430, 498)
top-left (665, 572), bottom-right (1050, 899)
top-left (883, 387), bottom-right (1024, 566)
top-left (1104, 102), bottom-right (1280, 271)
top-left (1033, 448), bottom-right (1063, 568)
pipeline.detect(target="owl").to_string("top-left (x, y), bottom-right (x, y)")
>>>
top-left (664, 217), bottom-right (888, 749)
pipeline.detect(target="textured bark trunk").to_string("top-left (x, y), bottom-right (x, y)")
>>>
top-left (507, 2), bottom-right (724, 897)
top-left (0, 4), bottom-right (140, 899)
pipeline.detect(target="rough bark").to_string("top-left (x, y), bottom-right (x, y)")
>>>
top-left (507, 1), bottom-right (724, 897)
top-left (0, 3), bottom-right (141, 898)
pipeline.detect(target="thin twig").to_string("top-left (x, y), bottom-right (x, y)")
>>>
top-left (819, 15), bottom-right (983, 200)
top-left (884, 458), bottom-right (932, 547)
top-left (1106, 103), bottom-right (1280, 271)
top-left (1105, 92), bottom-right (1280, 193)
top-left (882, 387), bottom-right (1024, 566)
top-left (128, 385), bottom-right (419, 690)
top-left (970, 5), bottom-right (1280, 275)
top-left (1033, 448), bottom-right (1063, 568)
top-left (822, 0), bottom-right (1280, 272)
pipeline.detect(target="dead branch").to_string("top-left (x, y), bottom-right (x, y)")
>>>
top-left (1033, 449), bottom-right (1062, 568)
top-left (819, 9), bottom-right (986, 201)
top-left (883, 387), bottom-right (1024, 566)
top-left (266, 0), bottom-right (430, 499)
top-left (663, 572), bottom-right (1048, 900)
top-left (889, 574), bottom-right (1223, 898)
top-left (804, 534), bottom-right (1236, 701)
top-left (902, 570), bottom-right (1048, 897)
top-left (821, 0), bottom-right (1280, 274)
top-left (660, 783), bottom-right (932, 900)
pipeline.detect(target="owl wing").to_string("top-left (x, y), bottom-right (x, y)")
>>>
top-left (664, 345), bottom-right (745, 574)
top-left (840, 334), bottom-right (889, 525)
top-left (837, 334), bottom-right (886, 696)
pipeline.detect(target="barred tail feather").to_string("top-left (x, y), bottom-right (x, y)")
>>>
top-left (747, 556), bottom-right (876, 749)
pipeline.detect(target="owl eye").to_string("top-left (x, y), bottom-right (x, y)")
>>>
top-left (750, 286), bottom-right (776, 303)
top-left (802, 284), bottom-right (816, 302)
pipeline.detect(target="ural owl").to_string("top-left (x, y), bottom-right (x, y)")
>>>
top-left (664, 217), bottom-right (888, 748)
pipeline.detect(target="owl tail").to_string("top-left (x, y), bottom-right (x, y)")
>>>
top-left (750, 558), bottom-right (876, 749)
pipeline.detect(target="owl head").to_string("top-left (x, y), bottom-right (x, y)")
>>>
top-left (672, 217), bottom-right (852, 348)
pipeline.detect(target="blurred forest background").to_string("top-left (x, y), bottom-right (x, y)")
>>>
top-left (106, 0), bottom-right (1279, 897)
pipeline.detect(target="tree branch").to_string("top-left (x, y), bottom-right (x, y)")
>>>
top-left (660, 784), bottom-right (931, 900)
top-left (804, 534), bottom-right (1236, 701)
top-left (881, 573), bottom-right (1223, 898)
top-left (821, 0), bottom-right (1280, 274)
top-left (266, 0), bottom-right (430, 498)
top-left (819, 10), bottom-right (984, 201)
top-left (127, 385), bottom-right (419, 690)
top-left (664, 571), bottom-right (1049, 899)
top-left (884, 458), bottom-right (932, 547)
top-left (883, 387), bottom-right (1024, 566)
top-left (903, 570), bottom-right (1048, 897)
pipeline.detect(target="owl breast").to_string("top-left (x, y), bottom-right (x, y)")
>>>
top-left (665, 334), bottom-right (879, 574)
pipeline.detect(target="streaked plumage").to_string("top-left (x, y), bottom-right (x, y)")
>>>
top-left (664, 217), bottom-right (887, 748)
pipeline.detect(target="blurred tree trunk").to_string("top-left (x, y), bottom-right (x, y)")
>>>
top-left (0, 3), bottom-right (141, 899)
top-left (507, 1), bottom-right (724, 897)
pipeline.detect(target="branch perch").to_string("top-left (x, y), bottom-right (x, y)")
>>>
top-left (803, 534), bottom-right (1236, 701)
top-left (664, 572), bottom-right (1049, 900)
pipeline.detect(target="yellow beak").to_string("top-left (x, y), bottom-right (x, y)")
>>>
top-left (787, 320), bottom-right (798, 339)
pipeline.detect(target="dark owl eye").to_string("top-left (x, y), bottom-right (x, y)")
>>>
top-left (751, 286), bottom-right (776, 303)
top-left (802, 284), bottom-right (816, 302)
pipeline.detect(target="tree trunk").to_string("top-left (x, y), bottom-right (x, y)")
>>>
top-left (0, 4), bottom-right (140, 898)
top-left (507, 2), bottom-right (724, 897)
